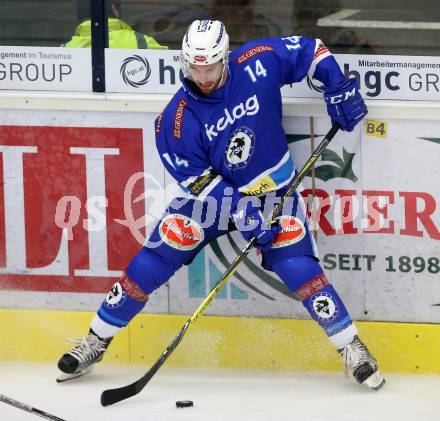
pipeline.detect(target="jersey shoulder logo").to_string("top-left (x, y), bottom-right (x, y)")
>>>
top-left (236, 45), bottom-right (274, 64)
top-left (173, 98), bottom-right (188, 139)
top-left (155, 110), bottom-right (164, 133)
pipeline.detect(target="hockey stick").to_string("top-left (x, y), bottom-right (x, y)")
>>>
top-left (101, 123), bottom-right (340, 407)
top-left (0, 393), bottom-right (67, 421)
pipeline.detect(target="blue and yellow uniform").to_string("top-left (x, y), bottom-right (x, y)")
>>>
top-left (96, 34), bottom-right (359, 349)
top-left (156, 36), bottom-right (343, 198)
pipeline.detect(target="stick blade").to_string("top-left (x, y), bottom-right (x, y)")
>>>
top-left (101, 383), bottom-right (139, 406)
top-left (101, 361), bottom-right (158, 406)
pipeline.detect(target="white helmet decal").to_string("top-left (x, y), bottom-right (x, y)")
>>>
top-left (181, 20), bottom-right (229, 79)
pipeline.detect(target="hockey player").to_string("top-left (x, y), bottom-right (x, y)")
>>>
top-left (57, 19), bottom-right (385, 390)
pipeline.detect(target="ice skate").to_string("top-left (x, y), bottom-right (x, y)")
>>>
top-left (338, 335), bottom-right (385, 390)
top-left (57, 329), bottom-right (112, 382)
top-left (56, 365), bottom-right (95, 383)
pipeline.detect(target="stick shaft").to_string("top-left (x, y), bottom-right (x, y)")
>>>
top-left (0, 394), bottom-right (66, 421)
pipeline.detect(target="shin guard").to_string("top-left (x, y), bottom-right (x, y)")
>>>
top-left (97, 272), bottom-right (149, 329)
top-left (273, 256), bottom-right (356, 345)
top-left (295, 275), bottom-right (355, 339)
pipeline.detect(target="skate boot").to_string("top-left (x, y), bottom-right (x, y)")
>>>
top-left (57, 329), bottom-right (112, 382)
top-left (338, 335), bottom-right (385, 390)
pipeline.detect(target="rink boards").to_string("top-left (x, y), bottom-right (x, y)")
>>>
top-left (0, 85), bottom-right (439, 374)
top-left (1, 308), bottom-right (440, 375)
top-left (0, 107), bottom-right (439, 323)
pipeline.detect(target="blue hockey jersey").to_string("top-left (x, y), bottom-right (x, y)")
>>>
top-left (155, 35), bottom-right (346, 203)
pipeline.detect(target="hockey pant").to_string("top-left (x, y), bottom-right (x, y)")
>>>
top-left (93, 190), bottom-right (357, 347)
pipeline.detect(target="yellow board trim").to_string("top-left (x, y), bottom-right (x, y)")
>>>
top-left (1, 309), bottom-right (439, 374)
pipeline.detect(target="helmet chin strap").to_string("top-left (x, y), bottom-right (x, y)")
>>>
top-left (212, 58), bottom-right (229, 91)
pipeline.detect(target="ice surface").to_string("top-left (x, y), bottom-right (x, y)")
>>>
top-left (0, 362), bottom-right (439, 421)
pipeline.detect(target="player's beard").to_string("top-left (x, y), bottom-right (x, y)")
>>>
top-left (197, 69), bottom-right (228, 96)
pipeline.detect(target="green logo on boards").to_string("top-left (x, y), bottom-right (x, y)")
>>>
top-left (286, 134), bottom-right (357, 182)
top-left (311, 148), bottom-right (357, 182)
top-left (418, 137), bottom-right (440, 145)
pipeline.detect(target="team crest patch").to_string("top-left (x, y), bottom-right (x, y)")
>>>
top-left (159, 214), bottom-right (204, 250)
top-left (271, 216), bottom-right (306, 248)
top-left (104, 282), bottom-right (126, 309)
top-left (311, 292), bottom-right (339, 322)
top-left (224, 126), bottom-right (255, 170)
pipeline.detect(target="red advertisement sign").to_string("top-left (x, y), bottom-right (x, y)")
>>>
top-left (0, 126), bottom-right (145, 293)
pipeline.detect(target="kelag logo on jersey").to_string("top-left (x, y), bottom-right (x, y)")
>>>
top-left (120, 55), bottom-right (151, 88)
top-left (225, 126), bottom-right (255, 170)
top-left (205, 94), bottom-right (259, 141)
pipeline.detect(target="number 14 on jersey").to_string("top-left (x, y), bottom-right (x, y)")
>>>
top-left (244, 59), bottom-right (267, 83)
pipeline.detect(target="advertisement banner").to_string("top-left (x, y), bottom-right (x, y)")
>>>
top-left (1, 45), bottom-right (439, 100)
top-left (105, 49), bottom-right (183, 94)
top-left (104, 49), bottom-right (440, 101)
top-left (0, 111), bottom-right (167, 312)
top-left (0, 111), bottom-right (439, 323)
top-left (282, 54), bottom-right (440, 101)
top-left (0, 46), bottom-right (92, 91)
top-left (290, 117), bottom-right (440, 322)
top-left (171, 116), bottom-right (440, 322)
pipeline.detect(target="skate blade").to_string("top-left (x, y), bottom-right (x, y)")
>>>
top-left (56, 365), bottom-right (94, 383)
top-left (363, 370), bottom-right (385, 390)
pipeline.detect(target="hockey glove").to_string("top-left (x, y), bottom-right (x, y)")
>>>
top-left (323, 77), bottom-right (367, 132)
top-left (231, 208), bottom-right (281, 251)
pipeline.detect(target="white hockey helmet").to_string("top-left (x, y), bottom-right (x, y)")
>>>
top-left (181, 20), bottom-right (229, 79)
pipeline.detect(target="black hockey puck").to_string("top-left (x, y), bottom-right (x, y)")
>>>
top-left (176, 400), bottom-right (194, 408)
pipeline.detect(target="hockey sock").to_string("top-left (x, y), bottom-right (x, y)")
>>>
top-left (296, 276), bottom-right (357, 347)
top-left (273, 256), bottom-right (357, 348)
top-left (96, 272), bottom-right (149, 330)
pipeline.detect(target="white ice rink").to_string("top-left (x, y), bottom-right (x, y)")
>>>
top-left (0, 362), bottom-right (439, 421)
